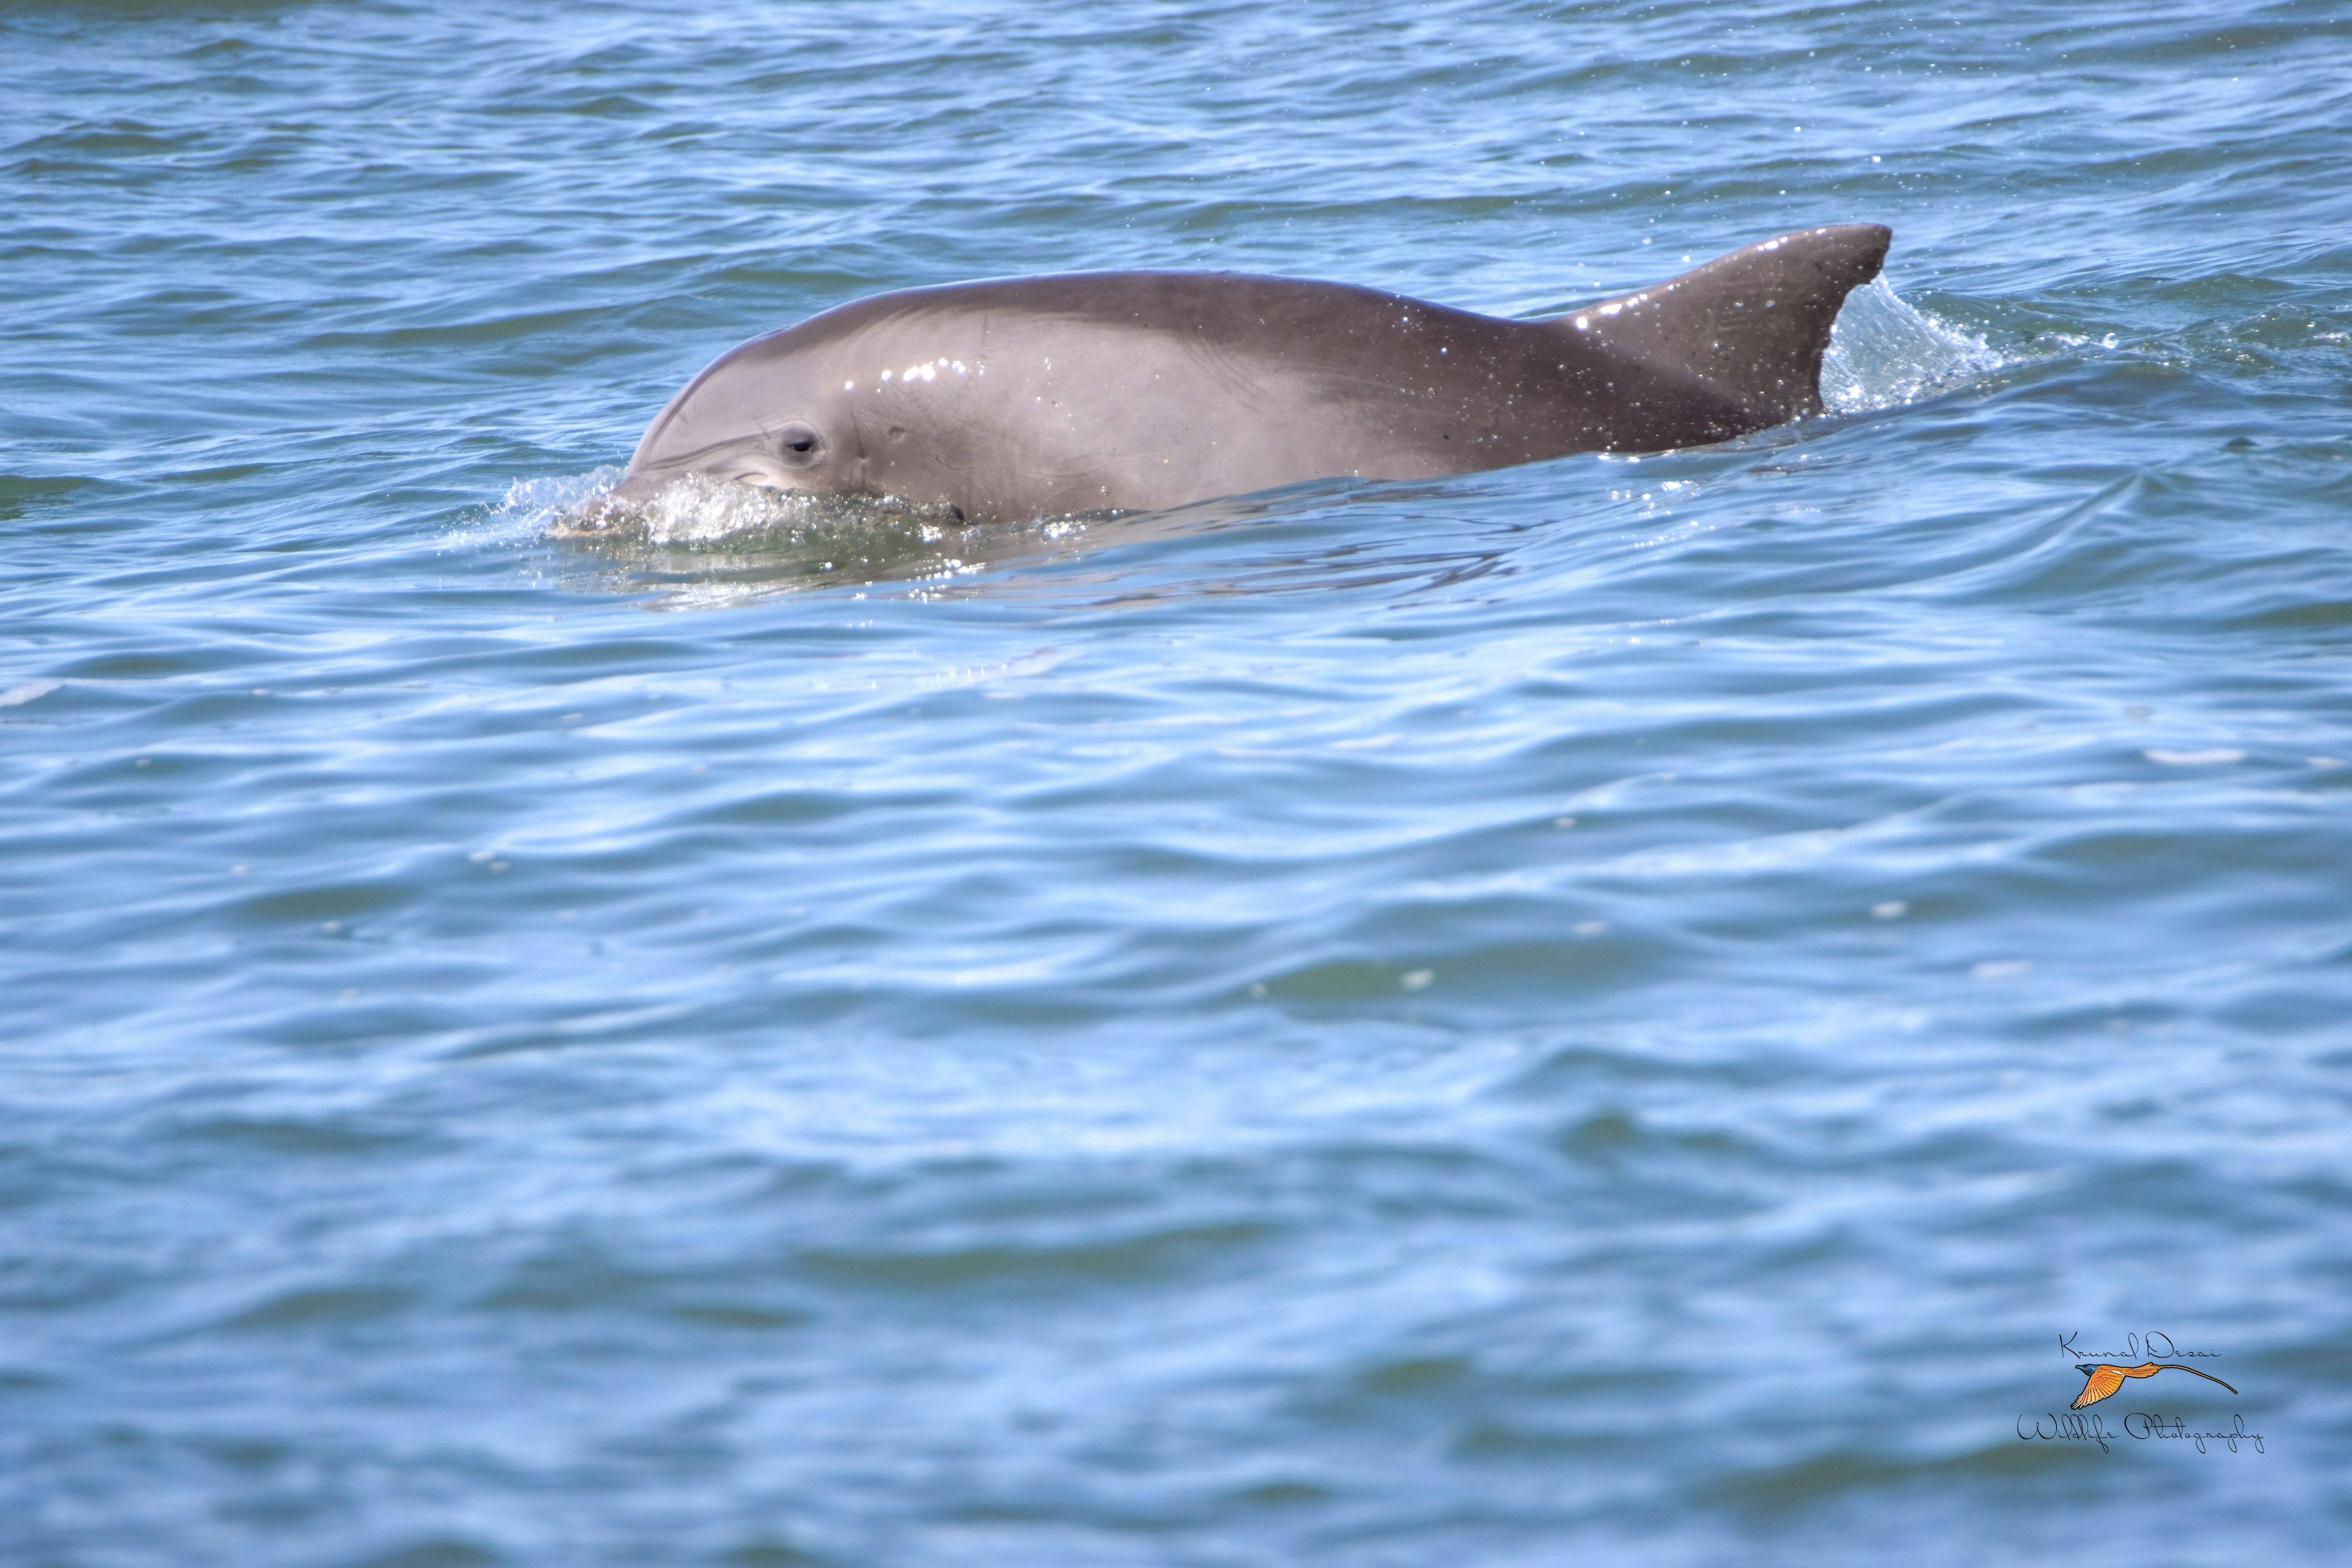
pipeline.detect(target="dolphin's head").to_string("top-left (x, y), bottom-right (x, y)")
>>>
top-left (609, 331), bottom-right (866, 505)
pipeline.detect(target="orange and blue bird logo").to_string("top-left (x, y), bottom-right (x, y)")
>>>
top-left (2070, 1362), bottom-right (2237, 1409)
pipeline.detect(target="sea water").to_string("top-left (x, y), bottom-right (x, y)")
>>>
top-left (5, 2), bottom-right (2349, 1562)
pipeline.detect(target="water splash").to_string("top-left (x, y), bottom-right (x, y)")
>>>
top-left (513, 469), bottom-right (1050, 601)
top-left (533, 470), bottom-right (966, 548)
top-left (1820, 277), bottom-right (2005, 413)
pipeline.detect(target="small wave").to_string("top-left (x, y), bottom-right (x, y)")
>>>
top-left (1820, 277), bottom-right (2005, 414)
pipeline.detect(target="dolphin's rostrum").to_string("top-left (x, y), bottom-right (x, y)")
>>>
top-left (612, 224), bottom-right (1891, 523)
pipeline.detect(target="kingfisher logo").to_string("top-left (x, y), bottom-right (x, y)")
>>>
top-left (2017, 1333), bottom-right (2264, 1454)
top-left (2068, 1360), bottom-right (2235, 1409)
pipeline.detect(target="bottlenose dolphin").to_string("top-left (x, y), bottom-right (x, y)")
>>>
top-left (610, 224), bottom-right (1890, 523)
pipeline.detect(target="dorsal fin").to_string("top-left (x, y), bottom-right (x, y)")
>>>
top-left (1560, 224), bottom-right (1891, 424)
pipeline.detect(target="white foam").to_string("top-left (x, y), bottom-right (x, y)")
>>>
top-left (1, 678), bottom-right (64, 707)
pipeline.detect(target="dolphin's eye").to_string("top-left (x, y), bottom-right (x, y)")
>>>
top-left (776, 422), bottom-right (824, 464)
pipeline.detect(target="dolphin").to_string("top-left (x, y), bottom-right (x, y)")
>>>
top-left (609, 224), bottom-right (1890, 524)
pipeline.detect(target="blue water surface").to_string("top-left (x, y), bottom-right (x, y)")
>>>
top-left (6, 2), bottom-right (2350, 1563)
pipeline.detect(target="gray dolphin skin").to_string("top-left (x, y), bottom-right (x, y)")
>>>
top-left (612, 224), bottom-right (1891, 523)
